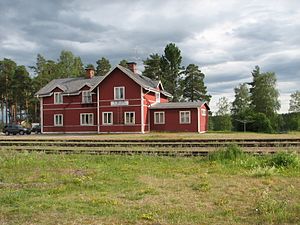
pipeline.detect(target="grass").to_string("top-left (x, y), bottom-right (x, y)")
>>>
top-left (0, 148), bottom-right (300, 225)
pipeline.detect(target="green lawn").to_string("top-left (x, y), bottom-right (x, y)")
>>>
top-left (0, 149), bottom-right (299, 225)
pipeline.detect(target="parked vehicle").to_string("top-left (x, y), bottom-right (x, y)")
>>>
top-left (2, 124), bottom-right (31, 135)
top-left (31, 124), bottom-right (41, 134)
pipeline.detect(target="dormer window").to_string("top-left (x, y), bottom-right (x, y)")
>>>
top-left (82, 91), bottom-right (92, 103)
top-left (114, 87), bottom-right (125, 100)
top-left (54, 92), bottom-right (63, 104)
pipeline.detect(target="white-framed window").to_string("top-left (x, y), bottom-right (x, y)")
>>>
top-left (80, 113), bottom-right (94, 126)
top-left (82, 91), bottom-right (92, 103)
top-left (102, 112), bottom-right (113, 125)
top-left (201, 109), bottom-right (207, 116)
top-left (180, 111), bottom-right (191, 124)
top-left (154, 111), bottom-right (165, 124)
top-left (114, 87), bottom-right (125, 100)
top-left (54, 114), bottom-right (63, 126)
top-left (124, 112), bottom-right (135, 125)
top-left (155, 92), bottom-right (160, 103)
top-left (54, 92), bottom-right (63, 104)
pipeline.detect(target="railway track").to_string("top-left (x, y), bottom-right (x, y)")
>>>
top-left (0, 138), bottom-right (299, 156)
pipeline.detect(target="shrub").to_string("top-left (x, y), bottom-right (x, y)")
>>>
top-left (268, 151), bottom-right (299, 168)
top-left (250, 113), bottom-right (273, 133)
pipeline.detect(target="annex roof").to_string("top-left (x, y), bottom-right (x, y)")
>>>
top-left (150, 101), bottom-right (210, 110)
top-left (35, 76), bottom-right (104, 97)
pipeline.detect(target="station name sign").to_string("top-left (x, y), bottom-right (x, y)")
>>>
top-left (110, 101), bottom-right (129, 106)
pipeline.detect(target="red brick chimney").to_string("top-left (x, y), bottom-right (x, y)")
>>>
top-left (127, 62), bottom-right (137, 74)
top-left (85, 66), bottom-right (95, 79)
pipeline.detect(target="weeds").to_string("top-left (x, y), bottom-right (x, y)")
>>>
top-left (268, 151), bottom-right (299, 168)
top-left (250, 166), bottom-right (277, 177)
top-left (208, 144), bottom-right (244, 161)
top-left (254, 189), bottom-right (291, 224)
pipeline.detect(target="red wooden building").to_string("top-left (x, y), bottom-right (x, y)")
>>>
top-left (35, 63), bottom-right (209, 134)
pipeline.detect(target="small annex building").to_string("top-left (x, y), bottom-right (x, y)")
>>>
top-left (35, 62), bottom-right (210, 134)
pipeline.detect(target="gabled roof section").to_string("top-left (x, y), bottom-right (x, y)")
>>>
top-left (35, 76), bottom-right (104, 97)
top-left (96, 65), bottom-right (172, 97)
top-left (150, 101), bottom-right (210, 110)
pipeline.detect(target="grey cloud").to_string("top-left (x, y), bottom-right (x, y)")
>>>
top-left (0, 0), bottom-right (300, 113)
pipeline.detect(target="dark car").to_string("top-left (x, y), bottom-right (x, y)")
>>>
top-left (2, 124), bottom-right (31, 135)
top-left (31, 125), bottom-right (41, 134)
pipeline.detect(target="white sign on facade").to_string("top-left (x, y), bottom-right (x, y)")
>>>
top-left (110, 101), bottom-right (129, 106)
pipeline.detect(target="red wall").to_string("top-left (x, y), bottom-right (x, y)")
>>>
top-left (42, 86), bottom-right (98, 133)
top-left (98, 68), bottom-right (142, 133)
top-left (150, 108), bottom-right (198, 132)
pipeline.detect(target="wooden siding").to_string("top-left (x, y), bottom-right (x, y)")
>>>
top-left (150, 108), bottom-right (198, 132)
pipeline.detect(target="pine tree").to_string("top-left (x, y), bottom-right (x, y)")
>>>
top-left (96, 57), bottom-right (111, 76)
top-left (142, 53), bottom-right (162, 80)
top-left (181, 64), bottom-right (211, 102)
top-left (160, 43), bottom-right (183, 101)
top-left (119, 59), bottom-right (129, 68)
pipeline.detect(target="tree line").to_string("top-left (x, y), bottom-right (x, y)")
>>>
top-left (0, 43), bottom-right (299, 132)
top-left (211, 66), bottom-right (300, 132)
top-left (0, 43), bottom-right (211, 124)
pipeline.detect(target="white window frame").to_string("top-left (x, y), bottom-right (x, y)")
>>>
top-left (102, 112), bottom-right (113, 125)
top-left (54, 114), bottom-right (63, 126)
top-left (124, 112), bottom-right (135, 125)
top-left (154, 111), bottom-right (165, 124)
top-left (80, 113), bottom-right (94, 126)
top-left (179, 111), bottom-right (191, 124)
top-left (155, 92), bottom-right (160, 103)
top-left (82, 91), bottom-right (92, 103)
top-left (54, 92), bottom-right (63, 104)
top-left (114, 86), bottom-right (125, 100)
top-left (201, 109), bottom-right (207, 116)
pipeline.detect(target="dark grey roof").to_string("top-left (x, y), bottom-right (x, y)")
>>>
top-left (150, 101), bottom-right (209, 109)
top-left (35, 76), bottom-right (104, 96)
top-left (116, 65), bottom-right (172, 97)
top-left (35, 65), bottom-right (172, 98)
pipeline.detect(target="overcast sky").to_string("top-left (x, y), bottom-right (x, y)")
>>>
top-left (1, 0), bottom-right (299, 113)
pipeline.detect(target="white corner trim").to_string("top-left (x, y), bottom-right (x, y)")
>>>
top-left (141, 87), bottom-right (144, 133)
top-left (97, 86), bottom-right (100, 133)
top-left (40, 98), bottom-right (43, 133)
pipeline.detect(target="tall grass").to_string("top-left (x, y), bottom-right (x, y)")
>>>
top-left (208, 144), bottom-right (244, 161)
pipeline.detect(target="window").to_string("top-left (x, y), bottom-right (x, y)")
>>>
top-left (154, 112), bottom-right (165, 124)
top-left (124, 112), bottom-right (135, 125)
top-left (82, 91), bottom-right (92, 103)
top-left (201, 109), bottom-right (207, 116)
top-left (54, 114), bottom-right (63, 126)
top-left (102, 112), bottom-right (113, 125)
top-left (54, 92), bottom-right (63, 104)
top-left (114, 87), bottom-right (125, 100)
top-left (180, 111), bottom-right (191, 124)
top-left (155, 92), bottom-right (160, 103)
top-left (80, 113), bottom-right (94, 126)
